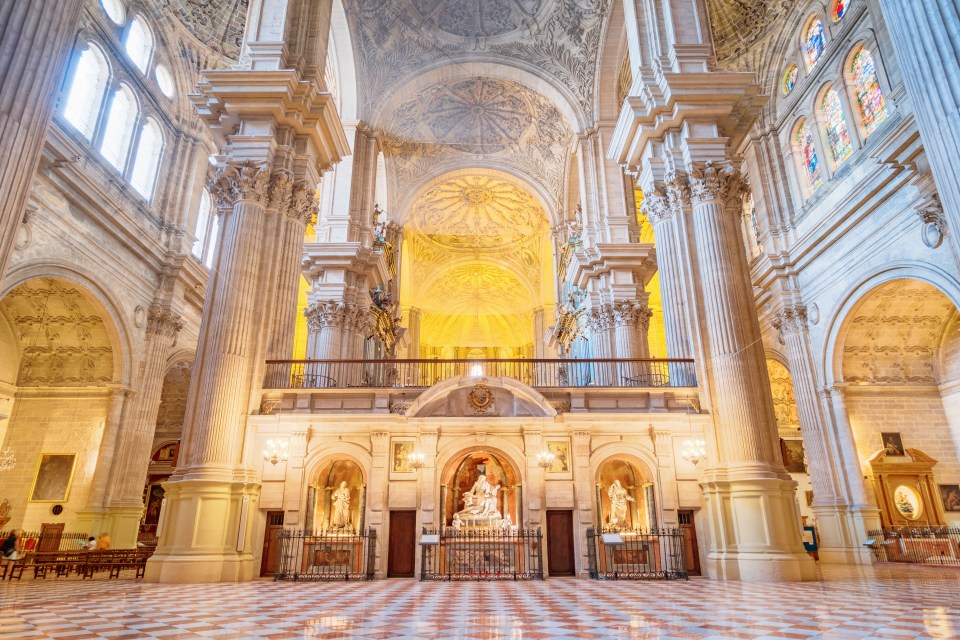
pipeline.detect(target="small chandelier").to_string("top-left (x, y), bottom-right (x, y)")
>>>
top-left (407, 451), bottom-right (425, 471)
top-left (263, 439), bottom-right (289, 465)
top-left (536, 450), bottom-right (556, 470)
top-left (0, 446), bottom-right (14, 472)
top-left (681, 439), bottom-right (707, 466)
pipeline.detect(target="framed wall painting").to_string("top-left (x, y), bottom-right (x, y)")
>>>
top-left (780, 438), bottom-right (807, 474)
top-left (881, 432), bottom-right (905, 456)
top-left (940, 484), bottom-right (960, 512)
top-left (389, 437), bottom-right (417, 479)
top-left (544, 438), bottom-right (573, 479)
top-left (29, 453), bottom-right (77, 502)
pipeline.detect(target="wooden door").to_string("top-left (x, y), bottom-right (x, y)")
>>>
top-left (38, 523), bottom-right (64, 552)
top-left (546, 510), bottom-right (575, 576)
top-left (678, 510), bottom-right (701, 576)
top-left (387, 510), bottom-right (417, 577)
top-left (259, 511), bottom-right (284, 577)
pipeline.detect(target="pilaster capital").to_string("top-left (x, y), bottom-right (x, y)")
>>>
top-left (611, 300), bottom-right (653, 329)
top-left (370, 431), bottom-right (390, 457)
top-left (587, 305), bottom-right (613, 332)
top-left (145, 307), bottom-right (183, 338)
top-left (288, 183), bottom-right (317, 226)
top-left (209, 161), bottom-right (271, 210)
top-left (688, 162), bottom-right (746, 207)
top-left (304, 300), bottom-right (347, 332)
top-left (665, 172), bottom-right (691, 212)
top-left (640, 188), bottom-right (673, 225)
top-left (572, 430), bottom-right (591, 456)
top-left (267, 172), bottom-right (295, 212)
top-left (773, 304), bottom-right (808, 339)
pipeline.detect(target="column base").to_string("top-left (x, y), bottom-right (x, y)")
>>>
top-left (813, 504), bottom-right (880, 565)
top-left (144, 476), bottom-right (260, 583)
top-left (702, 472), bottom-right (817, 581)
top-left (74, 505), bottom-right (144, 548)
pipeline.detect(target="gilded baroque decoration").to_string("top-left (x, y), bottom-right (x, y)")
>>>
top-left (767, 360), bottom-right (801, 434)
top-left (209, 161), bottom-right (271, 210)
top-left (467, 382), bottom-right (495, 415)
top-left (553, 305), bottom-right (585, 352)
top-left (146, 307), bottom-right (184, 339)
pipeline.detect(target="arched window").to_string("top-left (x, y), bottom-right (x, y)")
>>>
top-left (155, 65), bottom-right (175, 98)
top-left (794, 119), bottom-right (823, 193)
top-left (99, 0), bottom-right (125, 25)
top-left (130, 118), bottom-right (163, 199)
top-left (783, 64), bottom-right (799, 95)
top-left (831, 0), bottom-right (847, 22)
top-left (125, 16), bottom-right (154, 74)
top-left (99, 85), bottom-right (138, 170)
top-left (62, 45), bottom-right (110, 140)
top-left (802, 17), bottom-right (826, 70)
top-left (850, 47), bottom-right (889, 136)
top-left (819, 87), bottom-right (854, 165)
top-left (192, 189), bottom-right (211, 259)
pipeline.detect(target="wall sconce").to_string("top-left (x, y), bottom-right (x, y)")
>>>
top-left (407, 451), bottom-right (426, 471)
top-left (681, 439), bottom-right (707, 466)
top-left (263, 438), bottom-right (289, 465)
top-left (536, 450), bottom-right (556, 470)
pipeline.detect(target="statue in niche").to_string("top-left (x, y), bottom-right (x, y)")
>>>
top-left (456, 473), bottom-right (502, 520)
top-left (607, 480), bottom-right (635, 528)
top-left (330, 481), bottom-right (352, 530)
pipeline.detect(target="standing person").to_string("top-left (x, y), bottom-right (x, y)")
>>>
top-left (82, 537), bottom-right (96, 550)
top-left (1, 530), bottom-right (21, 574)
top-left (96, 532), bottom-right (111, 550)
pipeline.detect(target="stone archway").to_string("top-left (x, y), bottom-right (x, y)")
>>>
top-left (439, 446), bottom-right (523, 527)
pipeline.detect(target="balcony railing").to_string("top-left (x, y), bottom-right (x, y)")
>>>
top-left (263, 358), bottom-right (697, 390)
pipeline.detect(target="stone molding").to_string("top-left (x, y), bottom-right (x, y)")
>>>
top-left (773, 304), bottom-right (808, 339)
top-left (146, 307), bottom-right (184, 338)
top-left (210, 161), bottom-right (271, 209)
top-left (688, 162), bottom-right (746, 207)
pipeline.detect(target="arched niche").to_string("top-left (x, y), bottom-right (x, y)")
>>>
top-left (310, 458), bottom-right (366, 533)
top-left (439, 447), bottom-right (522, 527)
top-left (596, 456), bottom-right (655, 531)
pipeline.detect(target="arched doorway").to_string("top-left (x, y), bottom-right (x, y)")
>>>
top-left (439, 448), bottom-right (521, 527)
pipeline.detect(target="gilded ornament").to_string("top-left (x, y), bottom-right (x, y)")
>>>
top-left (468, 382), bottom-right (495, 415)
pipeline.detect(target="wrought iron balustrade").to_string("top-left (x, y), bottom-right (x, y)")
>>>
top-left (586, 527), bottom-right (688, 580)
top-left (274, 528), bottom-right (377, 581)
top-left (419, 527), bottom-right (544, 581)
top-left (866, 526), bottom-right (960, 565)
top-left (263, 358), bottom-right (697, 390)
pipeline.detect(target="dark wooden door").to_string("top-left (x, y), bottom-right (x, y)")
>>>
top-left (38, 523), bottom-right (64, 552)
top-left (387, 510), bottom-right (417, 577)
top-left (260, 511), bottom-right (285, 577)
top-left (678, 510), bottom-right (701, 576)
top-left (546, 510), bottom-right (575, 576)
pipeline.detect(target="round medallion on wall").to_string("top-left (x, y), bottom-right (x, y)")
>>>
top-left (922, 221), bottom-right (944, 249)
top-left (134, 305), bottom-right (146, 328)
top-left (50, 504), bottom-right (64, 516)
top-left (893, 485), bottom-right (922, 520)
top-left (808, 303), bottom-right (820, 325)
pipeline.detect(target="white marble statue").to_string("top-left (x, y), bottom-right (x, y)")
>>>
top-left (330, 481), bottom-right (351, 529)
top-left (452, 512), bottom-right (463, 532)
top-left (457, 474), bottom-right (503, 520)
top-left (607, 480), bottom-right (635, 528)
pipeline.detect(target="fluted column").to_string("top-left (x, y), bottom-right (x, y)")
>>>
top-left (107, 307), bottom-right (183, 547)
top-left (0, 0), bottom-right (84, 277)
top-left (687, 162), bottom-right (813, 581)
top-left (588, 305), bottom-right (614, 385)
top-left (774, 305), bottom-right (875, 564)
top-left (876, 0), bottom-right (960, 260)
top-left (611, 299), bottom-right (652, 383)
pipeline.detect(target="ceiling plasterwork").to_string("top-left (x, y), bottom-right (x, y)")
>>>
top-left (408, 0), bottom-right (548, 39)
top-left (382, 77), bottom-right (571, 211)
top-left (706, 0), bottom-right (791, 67)
top-left (159, 0), bottom-right (249, 59)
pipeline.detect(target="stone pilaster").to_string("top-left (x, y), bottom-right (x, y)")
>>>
top-left (571, 429), bottom-right (593, 576)
top-left (686, 163), bottom-right (813, 581)
top-left (107, 307), bottom-right (183, 547)
top-left (774, 305), bottom-right (875, 564)
top-left (0, 0), bottom-right (84, 276)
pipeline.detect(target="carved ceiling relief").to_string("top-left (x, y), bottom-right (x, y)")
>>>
top-left (0, 279), bottom-right (113, 387)
top-left (381, 77), bottom-right (571, 209)
top-left (842, 280), bottom-right (957, 385)
top-left (706, 0), bottom-right (791, 64)
top-left (766, 359), bottom-right (800, 436)
top-left (160, 0), bottom-right (248, 59)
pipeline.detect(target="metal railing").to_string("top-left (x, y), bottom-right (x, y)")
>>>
top-left (867, 527), bottom-right (960, 565)
top-left (0, 530), bottom-right (89, 552)
top-left (586, 527), bottom-right (688, 580)
top-left (420, 527), bottom-right (544, 581)
top-left (274, 528), bottom-right (377, 581)
top-left (264, 358), bottom-right (697, 390)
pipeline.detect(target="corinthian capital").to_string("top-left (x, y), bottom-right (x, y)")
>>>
top-left (665, 172), bottom-right (691, 212)
top-left (689, 162), bottom-right (745, 207)
top-left (267, 172), bottom-right (295, 212)
top-left (288, 184), bottom-right (317, 225)
top-left (209, 161), bottom-right (271, 209)
top-left (304, 301), bottom-right (347, 332)
top-left (146, 307), bottom-right (183, 338)
top-left (611, 300), bottom-right (653, 329)
top-left (640, 188), bottom-right (673, 225)
top-left (587, 305), bottom-right (612, 332)
top-left (773, 304), bottom-right (808, 339)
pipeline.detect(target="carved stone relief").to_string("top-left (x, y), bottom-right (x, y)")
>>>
top-left (766, 359), bottom-right (800, 436)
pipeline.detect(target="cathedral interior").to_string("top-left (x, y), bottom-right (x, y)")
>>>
top-left (2, 0), bottom-right (960, 636)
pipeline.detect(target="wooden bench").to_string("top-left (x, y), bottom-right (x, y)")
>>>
top-left (30, 549), bottom-right (154, 579)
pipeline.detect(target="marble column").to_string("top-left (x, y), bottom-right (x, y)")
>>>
top-left (687, 163), bottom-right (814, 581)
top-left (0, 0), bottom-right (84, 277)
top-left (612, 299), bottom-right (652, 384)
top-left (588, 305), bottom-right (614, 385)
top-left (774, 305), bottom-right (875, 564)
top-left (107, 307), bottom-right (183, 547)
top-left (876, 0), bottom-right (960, 260)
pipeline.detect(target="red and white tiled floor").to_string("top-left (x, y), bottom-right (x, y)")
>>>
top-left (1, 565), bottom-right (959, 639)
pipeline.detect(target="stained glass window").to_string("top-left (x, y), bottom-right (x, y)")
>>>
top-left (821, 88), bottom-right (854, 164)
top-left (795, 120), bottom-right (823, 192)
top-left (851, 48), bottom-right (889, 136)
top-left (831, 0), bottom-right (847, 21)
top-left (802, 18), bottom-right (826, 69)
top-left (783, 65), bottom-right (799, 95)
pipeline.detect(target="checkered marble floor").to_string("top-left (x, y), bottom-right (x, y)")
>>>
top-left (1, 565), bottom-right (958, 640)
